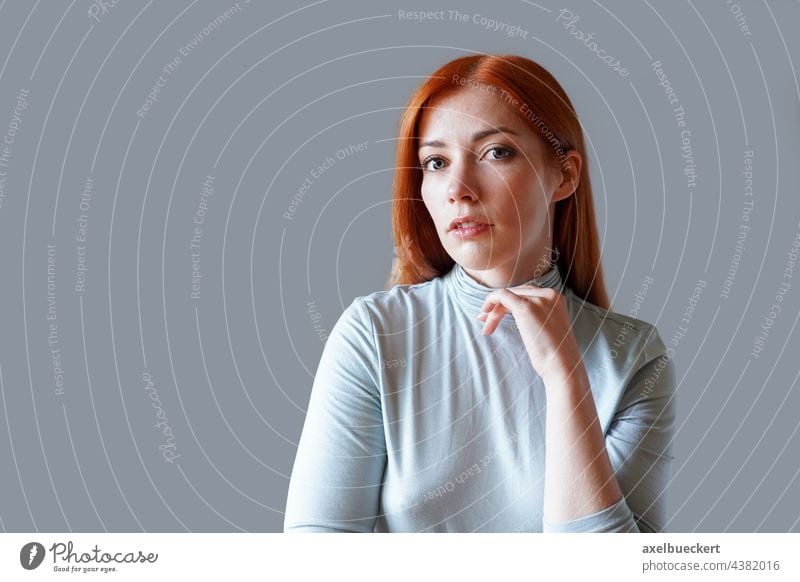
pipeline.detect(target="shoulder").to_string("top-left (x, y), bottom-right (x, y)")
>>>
top-left (327, 278), bottom-right (444, 367)
top-left (563, 288), bottom-right (675, 427)
top-left (564, 286), bottom-right (654, 333)
top-left (563, 287), bottom-right (668, 370)
top-left (352, 276), bottom-right (446, 326)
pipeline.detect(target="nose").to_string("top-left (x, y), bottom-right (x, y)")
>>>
top-left (447, 169), bottom-right (479, 204)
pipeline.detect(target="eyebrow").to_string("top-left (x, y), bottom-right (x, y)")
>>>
top-left (418, 126), bottom-right (520, 149)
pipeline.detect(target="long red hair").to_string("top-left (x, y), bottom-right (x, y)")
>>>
top-left (386, 54), bottom-right (609, 309)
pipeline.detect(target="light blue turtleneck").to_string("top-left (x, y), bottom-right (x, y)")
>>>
top-left (284, 264), bottom-right (676, 532)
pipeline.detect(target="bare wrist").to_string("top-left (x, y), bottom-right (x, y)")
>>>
top-left (541, 362), bottom-right (590, 394)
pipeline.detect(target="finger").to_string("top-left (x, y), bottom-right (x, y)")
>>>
top-left (481, 302), bottom-right (507, 335)
top-left (480, 289), bottom-right (525, 335)
top-left (481, 288), bottom-right (527, 314)
top-left (481, 285), bottom-right (553, 305)
top-left (486, 286), bottom-right (562, 322)
top-left (505, 285), bottom-right (557, 298)
top-left (478, 297), bottom-right (506, 319)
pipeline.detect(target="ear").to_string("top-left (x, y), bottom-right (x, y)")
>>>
top-left (551, 150), bottom-right (582, 203)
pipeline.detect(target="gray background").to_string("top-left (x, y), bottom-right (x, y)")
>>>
top-left (0, 0), bottom-right (798, 532)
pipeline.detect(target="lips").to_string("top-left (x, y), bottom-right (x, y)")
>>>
top-left (448, 215), bottom-right (491, 231)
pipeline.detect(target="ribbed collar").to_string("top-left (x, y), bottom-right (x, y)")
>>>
top-left (444, 263), bottom-right (567, 323)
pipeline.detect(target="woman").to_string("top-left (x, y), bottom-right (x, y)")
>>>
top-left (284, 54), bottom-right (676, 533)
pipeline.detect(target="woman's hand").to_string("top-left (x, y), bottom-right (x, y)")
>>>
top-left (477, 286), bottom-right (585, 385)
top-left (479, 286), bottom-right (625, 524)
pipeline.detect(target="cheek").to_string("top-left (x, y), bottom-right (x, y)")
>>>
top-left (420, 182), bottom-right (441, 222)
top-left (420, 179), bottom-right (429, 204)
top-left (503, 186), bottom-right (548, 231)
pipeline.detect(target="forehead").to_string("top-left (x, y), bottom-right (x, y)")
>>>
top-left (417, 87), bottom-right (530, 141)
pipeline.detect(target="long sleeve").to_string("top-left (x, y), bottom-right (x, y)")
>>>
top-left (284, 298), bottom-right (387, 532)
top-left (543, 327), bottom-right (677, 533)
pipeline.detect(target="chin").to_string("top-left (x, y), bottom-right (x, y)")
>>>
top-left (449, 250), bottom-right (503, 272)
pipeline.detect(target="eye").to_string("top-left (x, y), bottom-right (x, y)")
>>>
top-left (421, 156), bottom-right (447, 172)
top-left (484, 146), bottom-right (515, 160)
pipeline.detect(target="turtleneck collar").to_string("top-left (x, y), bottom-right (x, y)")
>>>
top-left (444, 262), bottom-right (567, 322)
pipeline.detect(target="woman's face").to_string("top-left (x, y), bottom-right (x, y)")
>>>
top-left (417, 87), bottom-right (580, 288)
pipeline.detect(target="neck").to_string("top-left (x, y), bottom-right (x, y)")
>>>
top-left (462, 257), bottom-right (556, 289)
